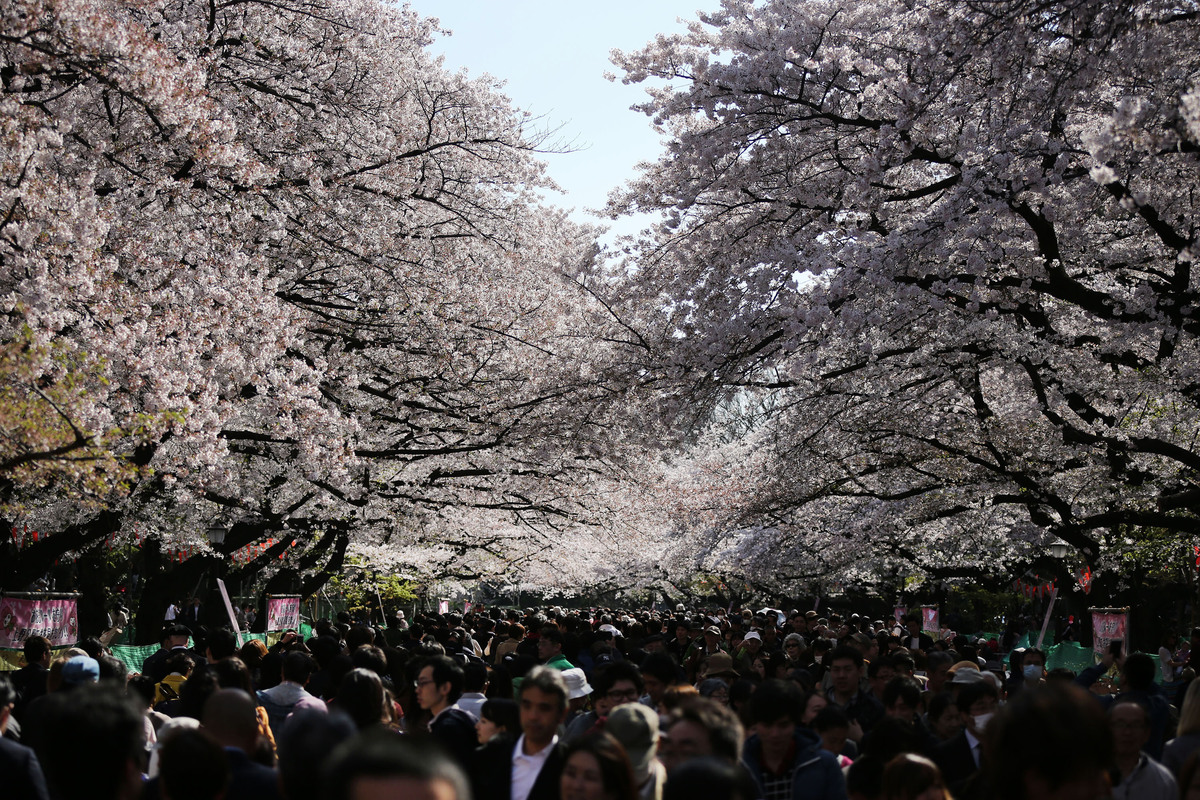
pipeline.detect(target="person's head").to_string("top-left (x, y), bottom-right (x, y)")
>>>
top-left (905, 614), bottom-right (922, 636)
top-left (519, 665), bottom-right (568, 749)
top-left (206, 628), bottom-right (239, 661)
top-left (159, 728), bottom-right (230, 800)
top-left (0, 674), bottom-right (15, 734)
top-left (338, 668), bottom-right (387, 730)
top-left (980, 685), bottom-right (1112, 800)
top-left (282, 650), bottom-right (317, 685)
top-left (99, 654), bottom-right (129, 684)
top-left (560, 732), bottom-right (637, 800)
top-left (61, 654), bottom-right (102, 687)
top-left (24, 635), bottom-right (52, 667)
top-left (476, 697), bottom-right (520, 744)
top-left (238, 639), bottom-right (268, 669)
top-left (745, 679), bottom-right (801, 752)
top-left (30, 683), bottom-right (146, 800)
top-left (1120, 652), bottom-right (1156, 691)
top-left (828, 645), bottom-right (864, 697)
top-left (660, 698), bottom-right (744, 773)
top-left (325, 728), bottom-right (470, 800)
top-left (538, 627), bottom-right (565, 662)
top-left (639, 652), bottom-right (677, 706)
top-left (462, 661), bottom-right (489, 694)
top-left (605, 703), bottom-right (660, 783)
top-left (883, 677), bottom-right (922, 722)
top-left (925, 651), bottom-right (953, 693)
top-left (662, 757), bottom-right (756, 800)
top-left (955, 681), bottom-right (999, 737)
top-left (881, 753), bottom-right (951, 800)
top-left (278, 709), bottom-right (358, 800)
top-left (602, 661), bottom-right (644, 709)
top-left (1109, 698), bottom-right (1150, 760)
top-left (801, 689), bottom-right (828, 726)
top-left (416, 655), bottom-right (463, 714)
top-left (812, 704), bottom-right (851, 756)
top-left (869, 655), bottom-right (897, 694)
top-left (926, 691), bottom-right (963, 741)
top-left (201, 687), bottom-right (261, 752)
top-left (165, 650), bottom-right (195, 677)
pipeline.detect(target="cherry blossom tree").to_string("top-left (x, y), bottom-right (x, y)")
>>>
top-left (606, 0), bottom-right (1200, 593)
top-left (1, 0), bottom-right (649, 622)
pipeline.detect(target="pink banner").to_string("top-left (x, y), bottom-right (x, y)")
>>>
top-left (893, 606), bottom-right (907, 623)
top-left (266, 597), bottom-right (300, 632)
top-left (1092, 611), bottom-right (1127, 655)
top-left (0, 597), bottom-right (79, 648)
top-left (922, 606), bottom-right (940, 636)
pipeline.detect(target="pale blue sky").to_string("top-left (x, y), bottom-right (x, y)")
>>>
top-left (415, 1), bottom-right (710, 233)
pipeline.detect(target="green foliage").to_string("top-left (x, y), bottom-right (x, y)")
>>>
top-left (946, 585), bottom-right (1017, 633)
top-left (326, 556), bottom-right (418, 617)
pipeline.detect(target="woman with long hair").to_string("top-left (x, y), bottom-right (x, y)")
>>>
top-left (560, 732), bottom-right (637, 800)
top-left (1164, 679), bottom-right (1200, 776)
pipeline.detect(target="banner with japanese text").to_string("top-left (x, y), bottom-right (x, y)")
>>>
top-left (0, 596), bottom-right (79, 649)
top-left (921, 606), bottom-right (940, 637)
top-left (265, 596), bottom-right (300, 632)
top-left (1092, 610), bottom-right (1128, 655)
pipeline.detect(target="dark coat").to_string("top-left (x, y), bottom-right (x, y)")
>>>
top-left (471, 737), bottom-right (566, 800)
top-left (741, 727), bottom-right (846, 800)
top-left (0, 736), bottom-right (51, 800)
top-left (932, 729), bottom-right (980, 797)
top-left (430, 707), bottom-right (479, 772)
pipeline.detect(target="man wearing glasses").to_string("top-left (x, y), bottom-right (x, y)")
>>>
top-left (415, 655), bottom-right (477, 770)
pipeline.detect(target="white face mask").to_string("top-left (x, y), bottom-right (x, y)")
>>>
top-left (972, 711), bottom-right (994, 733)
top-left (1023, 663), bottom-right (1043, 681)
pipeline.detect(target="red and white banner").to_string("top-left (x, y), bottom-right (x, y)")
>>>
top-left (0, 597), bottom-right (79, 648)
top-left (266, 596), bottom-right (300, 632)
top-left (922, 606), bottom-right (940, 636)
top-left (1092, 610), bottom-right (1127, 655)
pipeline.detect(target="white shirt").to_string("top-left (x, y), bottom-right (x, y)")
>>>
top-left (511, 732), bottom-right (558, 800)
top-left (455, 692), bottom-right (487, 721)
top-left (965, 729), bottom-right (983, 767)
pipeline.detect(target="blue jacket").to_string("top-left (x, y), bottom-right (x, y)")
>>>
top-left (742, 726), bottom-right (847, 800)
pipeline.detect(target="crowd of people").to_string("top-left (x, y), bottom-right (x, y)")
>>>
top-left (2, 602), bottom-right (1200, 800)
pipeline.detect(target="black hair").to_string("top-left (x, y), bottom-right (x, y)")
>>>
top-left (159, 728), bottom-right (230, 800)
top-left (207, 628), bottom-right (239, 660)
top-left (812, 704), bottom-right (851, 733)
top-left (23, 635), bottom-right (51, 663)
top-left (282, 650), bottom-right (317, 684)
top-left (745, 678), bottom-right (803, 726)
top-left (32, 684), bottom-right (146, 800)
top-left (1122, 652), bottom-right (1156, 691)
top-left (337, 668), bottom-right (386, 730)
top-left (980, 685), bottom-right (1112, 800)
top-left (324, 727), bottom-right (470, 800)
top-left (462, 661), bottom-right (489, 693)
top-left (829, 645), bottom-right (864, 669)
top-left (278, 710), bottom-right (358, 800)
top-left (883, 676), bottom-right (922, 710)
top-left (422, 655), bottom-right (465, 704)
top-left (955, 680), bottom-right (999, 714)
top-left (480, 697), bottom-right (520, 733)
top-left (663, 757), bottom-right (757, 800)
